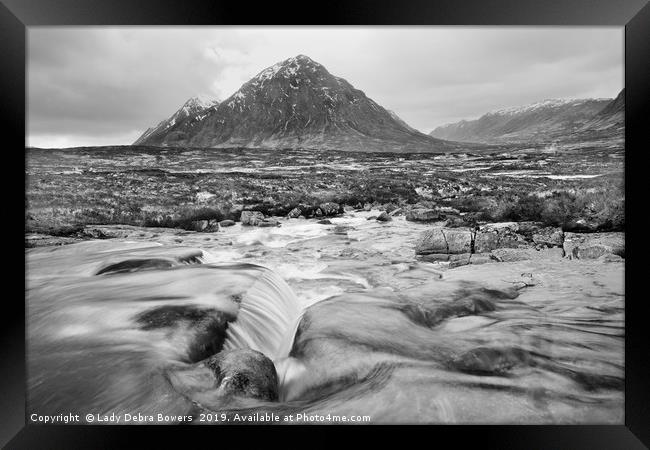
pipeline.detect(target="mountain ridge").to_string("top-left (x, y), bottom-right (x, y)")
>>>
top-left (429, 93), bottom-right (623, 144)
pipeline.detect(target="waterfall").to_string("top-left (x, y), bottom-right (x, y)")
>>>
top-left (219, 263), bottom-right (302, 361)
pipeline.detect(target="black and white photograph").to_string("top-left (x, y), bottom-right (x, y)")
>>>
top-left (25, 26), bottom-right (625, 425)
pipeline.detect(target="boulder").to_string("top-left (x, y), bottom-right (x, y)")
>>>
top-left (219, 219), bottom-right (236, 227)
top-left (406, 208), bottom-right (441, 222)
top-left (333, 225), bottom-right (352, 235)
top-left (314, 208), bottom-right (323, 217)
top-left (532, 227), bottom-right (564, 247)
top-left (474, 222), bottom-right (528, 252)
top-left (240, 211), bottom-right (278, 227)
top-left (563, 232), bottom-right (625, 259)
top-left (189, 219), bottom-right (219, 232)
top-left (319, 202), bottom-right (341, 216)
top-left (204, 349), bottom-right (279, 401)
top-left (376, 211), bottom-right (392, 222)
top-left (415, 227), bottom-right (473, 255)
top-left (287, 207), bottom-right (302, 218)
top-left (317, 219), bottom-right (333, 225)
top-left (240, 210), bottom-right (265, 226)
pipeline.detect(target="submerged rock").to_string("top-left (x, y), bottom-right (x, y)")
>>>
top-left (376, 211), bottom-right (392, 222)
top-left (135, 305), bottom-right (235, 363)
top-left (219, 219), bottom-right (236, 227)
top-left (204, 349), bottom-right (279, 401)
top-left (451, 347), bottom-right (533, 376)
top-left (416, 253), bottom-right (449, 262)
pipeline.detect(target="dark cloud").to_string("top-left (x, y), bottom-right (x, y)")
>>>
top-left (27, 27), bottom-right (623, 147)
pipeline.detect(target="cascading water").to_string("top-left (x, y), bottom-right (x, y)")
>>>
top-left (27, 243), bottom-right (304, 418)
top-left (220, 264), bottom-right (302, 360)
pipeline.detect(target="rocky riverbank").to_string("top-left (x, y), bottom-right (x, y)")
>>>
top-left (26, 205), bottom-right (625, 274)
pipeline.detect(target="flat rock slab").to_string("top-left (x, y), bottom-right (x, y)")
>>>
top-left (415, 227), bottom-right (473, 255)
top-left (563, 232), bottom-right (625, 259)
top-left (491, 247), bottom-right (565, 262)
top-left (406, 209), bottom-right (442, 222)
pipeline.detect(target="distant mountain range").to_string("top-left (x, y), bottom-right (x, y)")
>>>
top-left (135, 55), bottom-right (457, 153)
top-left (429, 91), bottom-right (624, 144)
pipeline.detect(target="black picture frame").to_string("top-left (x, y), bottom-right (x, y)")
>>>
top-left (3, 0), bottom-right (649, 447)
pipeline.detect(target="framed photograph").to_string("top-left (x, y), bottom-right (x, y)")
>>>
top-left (3, 0), bottom-right (648, 447)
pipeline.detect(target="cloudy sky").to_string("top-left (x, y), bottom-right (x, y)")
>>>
top-left (27, 27), bottom-right (623, 148)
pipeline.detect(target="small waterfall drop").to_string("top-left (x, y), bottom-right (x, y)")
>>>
top-left (222, 265), bottom-right (302, 361)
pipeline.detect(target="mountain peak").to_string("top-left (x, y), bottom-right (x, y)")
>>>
top-left (136, 55), bottom-right (453, 152)
top-left (184, 95), bottom-right (219, 110)
top-left (250, 54), bottom-right (328, 86)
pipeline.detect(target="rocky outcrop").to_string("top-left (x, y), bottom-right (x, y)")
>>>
top-left (473, 222), bottom-right (528, 253)
top-left (563, 232), bottom-right (624, 259)
top-left (204, 349), bottom-right (279, 401)
top-left (414, 222), bottom-right (583, 266)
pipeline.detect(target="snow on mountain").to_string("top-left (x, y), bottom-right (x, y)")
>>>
top-left (134, 55), bottom-right (456, 153)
